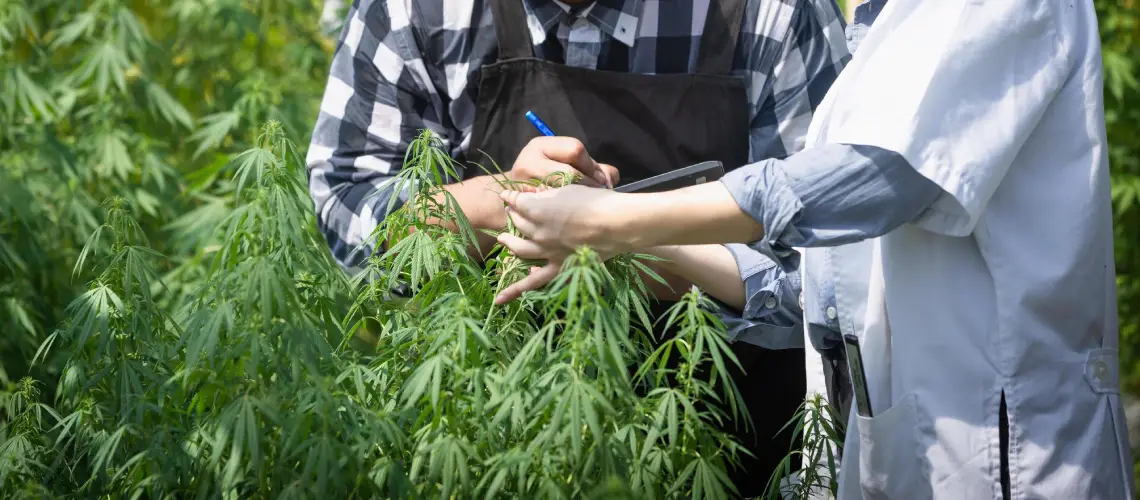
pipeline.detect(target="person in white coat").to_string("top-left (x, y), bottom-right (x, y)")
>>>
top-left (490, 0), bottom-right (1137, 497)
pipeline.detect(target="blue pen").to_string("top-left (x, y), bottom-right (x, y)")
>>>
top-left (525, 110), bottom-right (555, 137)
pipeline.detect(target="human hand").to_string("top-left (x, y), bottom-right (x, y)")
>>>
top-left (493, 185), bottom-right (635, 304)
top-left (491, 180), bottom-right (762, 304)
top-left (492, 248), bottom-right (620, 305)
top-left (506, 137), bottom-right (619, 189)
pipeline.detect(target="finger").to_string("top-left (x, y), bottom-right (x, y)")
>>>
top-left (531, 158), bottom-right (603, 188)
top-left (505, 210), bottom-right (539, 238)
top-left (500, 190), bottom-right (537, 218)
top-left (598, 163), bottom-right (619, 189)
top-left (531, 136), bottom-right (609, 187)
top-left (497, 233), bottom-right (549, 260)
top-left (494, 263), bottom-right (560, 304)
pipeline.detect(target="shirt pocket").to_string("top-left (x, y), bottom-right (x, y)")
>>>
top-left (856, 392), bottom-right (934, 500)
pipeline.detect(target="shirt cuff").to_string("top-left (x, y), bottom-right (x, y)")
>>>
top-left (728, 320), bottom-right (805, 350)
top-left (719, 160), bottom-right (805, 272)
top-left (713, 243), bottom-right (806, 350)
top-left (724, 244), bottom-right (803, 320)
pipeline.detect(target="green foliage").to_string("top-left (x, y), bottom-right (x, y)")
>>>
top-left (1101, 1), bottom-right (1140, 384)
top-left (2, 0), bottom-right (1139, 497)
top-left (1097, 0), bottom-right (1140, 484)
top-left (0, 127), bottom-right (754, 498)
top-left (0, 0), bottom-right (332, 387)
top-left (764, 395), bottom-right (843, 500)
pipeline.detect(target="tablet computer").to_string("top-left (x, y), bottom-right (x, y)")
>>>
top-left (614, 161), bottom-right (725, 193)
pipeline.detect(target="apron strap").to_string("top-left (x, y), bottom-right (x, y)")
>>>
top-left (489, 0), bottom-right (534, 60)
top-left (696, 0), bottom-right (747, 75)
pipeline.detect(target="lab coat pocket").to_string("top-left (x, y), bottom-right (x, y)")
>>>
top-left (856, 392), bottom-right (932, 500)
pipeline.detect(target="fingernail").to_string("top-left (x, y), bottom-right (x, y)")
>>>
top-left (494, 293), bottom-right (505, 304)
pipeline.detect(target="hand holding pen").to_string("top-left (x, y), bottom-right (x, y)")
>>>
top-left (525, 111), bottom-right (614, 189)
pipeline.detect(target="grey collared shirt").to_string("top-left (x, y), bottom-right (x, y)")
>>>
top-left (720, 143), bottom-right (942, 350)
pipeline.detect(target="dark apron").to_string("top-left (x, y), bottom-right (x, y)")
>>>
top-left (467, 0), bottom-right (806, 495)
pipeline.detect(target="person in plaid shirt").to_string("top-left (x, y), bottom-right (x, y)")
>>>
top-left (307, 0), bottom-right (849, 494)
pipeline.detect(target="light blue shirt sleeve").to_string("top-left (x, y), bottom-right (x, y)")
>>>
top-left (716, 143), bottom-right (944, 349)
top-left (717, 245), bottom-right (804, 350)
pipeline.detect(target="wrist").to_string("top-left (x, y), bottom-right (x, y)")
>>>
top-left (443, 175), bottom-right (510, 230)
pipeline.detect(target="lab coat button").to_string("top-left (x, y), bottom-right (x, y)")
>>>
top-left (798, 293), bottom-right (804, 309)
top-left (826, 306), bottom-right (837, 320)
top-left (764, 297), bottom-right (777, 309)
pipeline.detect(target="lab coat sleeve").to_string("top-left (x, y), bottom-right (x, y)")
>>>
top-left (818, 0), bottom-right (1070, 236)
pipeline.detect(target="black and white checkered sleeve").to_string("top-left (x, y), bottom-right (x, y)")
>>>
top-left (305, 0), bottom-right (443, 273)
top-left (749, 0), bottom-right (850, 160)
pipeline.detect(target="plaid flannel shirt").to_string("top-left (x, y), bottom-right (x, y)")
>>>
top-left (307, 0), bottom-right (850, 274)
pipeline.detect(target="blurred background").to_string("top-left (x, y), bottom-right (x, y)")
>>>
top-left (1, 0), bottom-right (1138, 486)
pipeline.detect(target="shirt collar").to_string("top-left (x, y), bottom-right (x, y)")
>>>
top-left (523, 0), bottom-right (642, 47)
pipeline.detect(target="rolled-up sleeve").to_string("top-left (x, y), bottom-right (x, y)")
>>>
top-left (720, 143), bottom-right (944, 267)
top-left (715, 0), bottom-right (851, 350)
top-left (718, 244), bottom-right (804, 350)
top-left (718, 143), bottom-right (944, 349)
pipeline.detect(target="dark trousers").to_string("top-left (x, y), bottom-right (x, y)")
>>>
top-left (723, 342), bottom-right (806, 497)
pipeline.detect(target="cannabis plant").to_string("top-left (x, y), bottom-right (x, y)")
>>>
top-left (341, 130), bottom-right (754, 498)
top-left (0, 125), bottom-right (759, 498)
top-left (0, 0), bottom-right (331, 389)
top-left (764, 394), bottom-right (845, 500)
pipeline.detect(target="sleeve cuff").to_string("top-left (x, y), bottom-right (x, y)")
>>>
top-left (720, 160), bottom-right (807, 271)
top-left (713, 243), bottom-right (805, 350)
top-left (725, 320), bottom-right (805, 350)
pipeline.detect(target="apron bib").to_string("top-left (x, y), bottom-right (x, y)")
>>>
top-left (467, 0), bottom-right (807, 495)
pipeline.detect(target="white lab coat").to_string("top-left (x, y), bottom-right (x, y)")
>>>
top-left (799, 0), bottom-right (1135, 498)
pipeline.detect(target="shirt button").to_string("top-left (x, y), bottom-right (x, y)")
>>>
top-left (764, 297), bottom-right (778, 309)
top-left (826, 306), bottom-right (837, 320)
top-left (1095, 360), bottom-right (1109, 380)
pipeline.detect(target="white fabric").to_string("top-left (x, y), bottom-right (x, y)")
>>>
top-left (801, 0), bottom-right (1135, 498)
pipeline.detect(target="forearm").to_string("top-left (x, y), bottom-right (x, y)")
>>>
top-left (644, 245), bottom-right (746, 310)
top-left (615, 182), bottom-right (764, 249)
top-left (610, 145), bottom-right (944, 257)
top-left (636, 262), bottom-right (691, 303)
